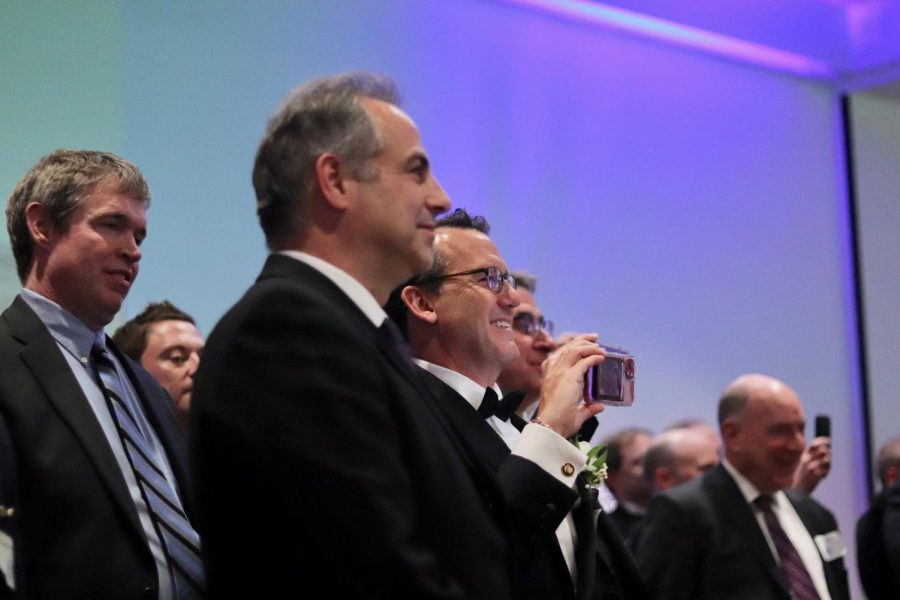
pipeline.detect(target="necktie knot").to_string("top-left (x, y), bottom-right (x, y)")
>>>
top-left (754, 494), bottom-right (775, 512)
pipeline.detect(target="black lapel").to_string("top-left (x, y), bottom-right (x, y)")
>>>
top-left (415, 369), bottom-right (511, 471)
top-left (706, 464), bottom-right (789, 595)
top-left (4, 297), bottom-right (146, 542)
top-left (573, 475), bottom-right (597, 600)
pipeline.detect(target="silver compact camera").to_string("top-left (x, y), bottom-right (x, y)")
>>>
top-left (587, 345), bottom-right (635, 406)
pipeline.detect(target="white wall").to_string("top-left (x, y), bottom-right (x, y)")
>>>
top-left (1, 1), bottom-right (877, 595)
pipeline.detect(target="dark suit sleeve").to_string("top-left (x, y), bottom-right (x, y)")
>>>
top-left (192, 284), bottom-right (468, 599)
top-left (637, 492), bottom-right (702, 600)
top-left (497, 454), bottom-right (577, 547)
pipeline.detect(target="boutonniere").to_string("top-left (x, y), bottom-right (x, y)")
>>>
top-left (576, 440), bottom-right (609, 486)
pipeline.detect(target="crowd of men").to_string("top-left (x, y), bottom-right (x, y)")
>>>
top-left (0, 71), bottom-right (896, 599)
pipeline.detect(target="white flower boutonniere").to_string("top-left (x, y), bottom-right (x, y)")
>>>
top-left (576, 441), bottom-right (609, 487)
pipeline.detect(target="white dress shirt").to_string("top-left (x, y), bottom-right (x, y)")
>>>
top-left (722, 459), bottom-right (832, 600)
top-left (415, 360), bottom-right (587, 583)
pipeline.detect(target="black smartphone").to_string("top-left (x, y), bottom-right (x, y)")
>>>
top-left (814, 414), bottom-right (831, 438)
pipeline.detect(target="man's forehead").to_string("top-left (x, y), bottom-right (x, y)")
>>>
top-left (437, 227), bottom-right (506, 268)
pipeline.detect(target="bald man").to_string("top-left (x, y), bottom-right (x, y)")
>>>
top-left (637, 374), bottom-right (849, 600)
top-left (644, 424), bottom-right (720, 494)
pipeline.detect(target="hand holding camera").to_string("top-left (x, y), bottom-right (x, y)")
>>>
top-left (535, 334), bottom-right (606, 438)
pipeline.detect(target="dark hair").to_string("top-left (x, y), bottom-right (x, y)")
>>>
top-left (112, 301), bottom-right (195, 362)
top-left (253, 72), bottom-right (400, 250)
top-left (384, 208), bottom-right (491, 338)
top-left (718, 385), bottom-right (750, 425)
top-left (511, 271), bottom-right (537, 293)
top-left (6, 149), bottom-right (150, 283)
top-left (643, 438), bottom-right (676, 485)
top-left (603, 427), bottom-right (653, 474)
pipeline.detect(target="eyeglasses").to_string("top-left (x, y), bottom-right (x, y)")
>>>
top-left (419, 266), bottom-right (517, 294)
top-left (512, 312), bottom-right (554, 337)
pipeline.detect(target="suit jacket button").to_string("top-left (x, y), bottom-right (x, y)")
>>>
top-left (561, 462), bottom-right (575, 476)
top-left (142, 586), bottom-right (156, 599)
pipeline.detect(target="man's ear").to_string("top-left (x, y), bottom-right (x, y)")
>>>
top-left (315, 153), bottom-right (350, 211)
top-left (24, 202), bottom-right (56, 249)
top-left (401, 286), bottom-right (438, 325)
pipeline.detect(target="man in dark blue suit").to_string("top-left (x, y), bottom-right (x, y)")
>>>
top-left (191, 74), bottom-right (515, 598)
top-left (389, 209), bottom-right (649, 600)
top-left (638, 374), bottom-right (850, 600)
top-left (0, 150), bottom-right (200, 598)
top-left (856, 436), bottom-right (900, 599)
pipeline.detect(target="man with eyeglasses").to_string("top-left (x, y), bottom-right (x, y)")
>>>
top-left (497, 273), bottom-right (601, 444)
top-left (387, 208), bottom-right (649, 600)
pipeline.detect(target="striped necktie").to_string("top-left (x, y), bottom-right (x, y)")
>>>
top-left (91, 342), bottom-right (205, 598)
top-left (754, 495), bottom-right (820, 600)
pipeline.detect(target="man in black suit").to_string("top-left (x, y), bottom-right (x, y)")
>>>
top-left (190, 73), bottom-right (515, 598)
top-left (637, 373), bottom-right (850, 600)
top-left (856, 436), bottom-right (900, 599)
top-left (0, 149), bottom-right (201, 598)
top-left (389, 209), bottom-right (649, 600)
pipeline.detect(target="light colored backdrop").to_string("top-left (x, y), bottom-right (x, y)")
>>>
top-left (3, 2), bottom-right (893, 597)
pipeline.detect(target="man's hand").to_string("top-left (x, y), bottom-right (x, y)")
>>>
top-left (535, 334), bottom-right (605, 438)
top-left (792, 436), bottom-right (832, 494)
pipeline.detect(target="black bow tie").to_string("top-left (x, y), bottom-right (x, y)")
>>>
top-left (478, 388), bottom-right (526, 421)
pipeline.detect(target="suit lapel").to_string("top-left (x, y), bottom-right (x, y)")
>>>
top-left (7, 298), bottom-right (145, 541)
top-left (572, 475), bottom-right (597, 600)
top-left (706, 465), bottom-right (789, 595)
top-left (415, 369), bottom-right (511, 473)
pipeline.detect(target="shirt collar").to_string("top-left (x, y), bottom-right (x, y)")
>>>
top-left (414, 359), bottom-right (503, 411)
top-left (19, 289), bottom-right (99, 363)
top-left (279, 250), bottom-right (387, 328)
top-left (722, 457), bottom-right (788, 507)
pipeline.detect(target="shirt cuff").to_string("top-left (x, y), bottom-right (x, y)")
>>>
top-left (512, 423), bottom-right (587, 488)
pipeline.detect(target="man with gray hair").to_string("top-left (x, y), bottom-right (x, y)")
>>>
top-left (637, 374), bottom-right (849, 600)
top-left (0, 150), bottom-right (202, 597)
top-left (192, 73), bottom-right (513, 598)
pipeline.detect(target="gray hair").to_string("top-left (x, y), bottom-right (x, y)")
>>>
top-left (252, 72), bottom-right (400, 249)
top-left (6, 149), bottom-right (150, 283)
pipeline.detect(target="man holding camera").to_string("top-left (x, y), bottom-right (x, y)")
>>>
top-left (388, 208), bottom-right (648, 600)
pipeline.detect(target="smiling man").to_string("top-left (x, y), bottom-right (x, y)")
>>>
top-left (389, 208), bottom-right (649, 600)
top-left (113, 301), bottom-right (204, 427)
top-left (0, 150), bottom-right (202, 597)
top-left (637, 374), bottom-right (850, 600)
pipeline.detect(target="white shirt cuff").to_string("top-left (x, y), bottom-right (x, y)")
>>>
top-left (512, 423), bottom-right (587, 488)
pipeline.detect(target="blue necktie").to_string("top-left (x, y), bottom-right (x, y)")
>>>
top-left (92, 342), bottom-right (205, 598)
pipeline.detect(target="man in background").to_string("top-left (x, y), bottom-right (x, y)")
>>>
top-left (114, 301), bottom-right (203, 427)
top-left (856, 436), bottom-right (900, 598)
top-left (637, 374), bottom-right (849, 600)
top-left (643, 423), bottom-right (720, 495)
top-left (496, 272), bottom-right (598, 441)
top-left (0, 149), bottom-right (202, 597)
top-left (601, 427), bottom-right (653, 550)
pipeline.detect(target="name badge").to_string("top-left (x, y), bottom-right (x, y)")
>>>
top-left (0, 529), bottom-right (14, 589)
top-left (814, 530), bottom-right (847, 562)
